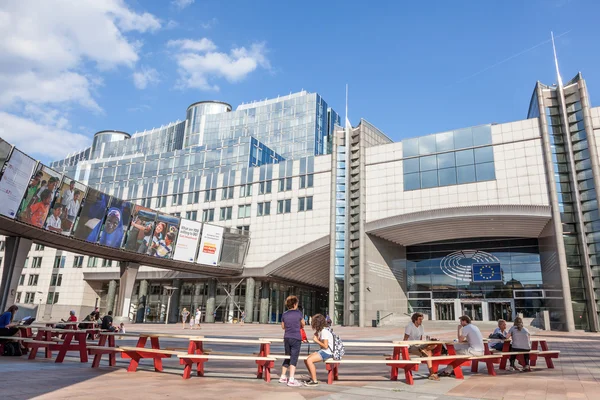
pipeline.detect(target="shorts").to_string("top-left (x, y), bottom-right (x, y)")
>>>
top-left (453, 344), bottom-right (484, 356)
top-left (408, 345), bottom-right (429, 356)
top-left (318, 350), bottom-right (332, 361)
top-left (282, 338), bottom-right (302, 367)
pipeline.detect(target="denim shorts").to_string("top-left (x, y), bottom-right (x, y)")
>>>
top-left (318, 350), bottom-right (332, 361)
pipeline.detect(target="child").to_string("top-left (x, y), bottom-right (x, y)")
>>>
top-left (279, 296), bottom-right (305, 387)
top-left (28, 189), bottom-right (53, 227)
top-left (118, 322), bottom-right (125, 333)
top-left (506, 317), bottom-right (531, 372)
top-left (303, 314), bottom-right (333, 386)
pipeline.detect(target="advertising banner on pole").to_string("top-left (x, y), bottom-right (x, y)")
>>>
top-left (0, 149), bottom-right (37, 219)
top-left (17, 164), bottom-right (62, 228)
top-left (196, 224), bottom-right (224, 266)
top-left (173, 219), bottom-right (202, 262)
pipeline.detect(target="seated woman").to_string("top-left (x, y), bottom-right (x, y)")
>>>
top-left (0, 305), bottom-right (19, 337)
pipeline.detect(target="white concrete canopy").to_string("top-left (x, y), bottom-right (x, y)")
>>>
top-left (365, 205), bottom-right (552, 246)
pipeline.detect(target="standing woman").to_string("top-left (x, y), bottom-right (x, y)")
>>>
top-left (279, 295), bottom-right (304, 387)
top-left (181, 308), bottom-right (190, 329)
top-left (0, 305), bottom-right (19, 337)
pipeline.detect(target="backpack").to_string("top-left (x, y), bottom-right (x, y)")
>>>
top-left (2, 342), bottom-right (23, 357)
top-left (327, 328), bottom-right (345, 360)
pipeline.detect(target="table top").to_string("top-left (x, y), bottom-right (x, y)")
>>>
top-left (189, 337), bottom-right (271, 344)
top-left (393, 340), bottom-right (452, 346)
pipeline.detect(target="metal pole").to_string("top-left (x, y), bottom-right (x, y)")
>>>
top-left (165, 294), bottom-right (171, 325)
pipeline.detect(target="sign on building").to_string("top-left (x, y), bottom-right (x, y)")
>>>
top-left (196, 224), bottom-right (224, 266)
top-left (173, 219), bottom-right (202, 262)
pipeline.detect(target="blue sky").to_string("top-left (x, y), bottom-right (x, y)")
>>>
top-left (1, 0), bottom-right (600, 163)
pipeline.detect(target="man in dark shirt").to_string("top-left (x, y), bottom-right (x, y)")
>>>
top-left (101, 310), bottom-right (116, 332)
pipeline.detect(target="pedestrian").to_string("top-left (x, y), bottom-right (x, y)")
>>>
top-left (181, 308), bottom-right (190, 329)
top-left (193, 308), bottom-right (202, 330)
top-left (213, 310), bottom-right (217, 322)
top-left (279, 296), bottom-right (305, 387)
top-left (506, 317), bottom-right (531, 372)
top-left (303, 314), bottom-right (334, 386)
top-left (240, 310), bottom-right (246, 325)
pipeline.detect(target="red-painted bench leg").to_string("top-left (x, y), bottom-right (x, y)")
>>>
top-left (127, 354), bottom-right (141, 372)
top-left (325, 363), bottom-right (335, 384)
top-left (91, 352), bottom-right (102, 368)
top-left (471, 360), bottom-right (479, 373)
top-left (404, 366), bottom-right (414, 385)
top-left (452, 360), bottom-right (465, 379)
top-left (28, 345), bottom-right (38, 360)
top-left (486, 360), bottom-right (496, 376)
top-left (182, 360), bottom-right (192, 379)
top-left (544, 356), bottom-right (555, 369)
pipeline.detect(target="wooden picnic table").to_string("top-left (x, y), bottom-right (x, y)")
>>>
top-left (27, 328), bottom-right (92, 363)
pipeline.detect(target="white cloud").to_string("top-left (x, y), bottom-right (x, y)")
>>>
top-left (172, 0), bottom-right (194, 10)
top-left (170, 39), bottom-right (270, 91)
top-left (0, 111), bottom-right (90, 160)
top-left (168, 38), bottom-right (217, 52)
top-left (201, 18), bottom-right (218, 29)
top-left (133, 67), bottom-right (160, 89)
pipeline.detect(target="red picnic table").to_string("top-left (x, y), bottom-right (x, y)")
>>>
top-left (119, 333), bottom-right (196, 372)
top-left (27, 327), bottom-right (96, 363)
top-left (491, 337), bottom-right (556, 369)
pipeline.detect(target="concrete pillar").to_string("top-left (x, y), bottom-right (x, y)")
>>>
top-left (244, 277), bottom-right (255, 323)
top-left (275, 285), bottom-right (281, 323)
top-left (193, 282), bottom-right (202, 312)
top-left (259, 281), bottom-right (270, 324)
top-left (136, 279), bottom-right (148, 323)
top-left (168, 279), bottom-right (182, 324)
top-left (227, 283), bottom-right (235, 323)
top-left (115, 262), bottom-right (139, 323)
top-left (106, 280), bottom-right (118, 314)
top-left (205, 279), bottom-right (216, 323)
top-left (0, 237), bottom-right (33, 311)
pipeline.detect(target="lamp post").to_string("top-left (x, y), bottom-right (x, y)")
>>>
top-left (163, 286), bottom-right (178, 325)
top-left (36, 291), bottom-right (43, 320)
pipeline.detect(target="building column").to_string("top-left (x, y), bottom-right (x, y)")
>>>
top-left (136, 280), bottom-right (148, 323)
top-left (115, 262), bottom-right (139, 323)
top-left (192, 282), bottom-right (202, 312)
top-left (205, 279), bottom-right (216, 323)
top-left (0, 237), bottom-right (33, 311)
top-left (168, 279), bottom-right (182, 324)
top-left (275, 285), bottom-right (281, 323)
top-left (244, 277), bottom-right (255, 323)
top-left (259, 281), bottom-right (270, 324)
top-left (106, 280), bottom-right (118, 314)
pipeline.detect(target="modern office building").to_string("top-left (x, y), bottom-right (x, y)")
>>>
top-left (2, 72), bottom-right (600, 331)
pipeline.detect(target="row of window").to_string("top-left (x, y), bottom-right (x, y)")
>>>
top-left (199, 197), bottom-right (314, 221)
top-left (18, 273), bottom-right (62, 287)
top-left (15, 291), bottom-right (59, 305)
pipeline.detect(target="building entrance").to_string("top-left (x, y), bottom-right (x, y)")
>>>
top-left (461, 302), bottom-right (483, 321)
top-left (435, 302), bottom-right (455, 320)
top-left (489, 301), bottom-right (513, 322)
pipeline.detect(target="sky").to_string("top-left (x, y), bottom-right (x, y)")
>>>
top-left (1, 0), bottom-right (600, 164)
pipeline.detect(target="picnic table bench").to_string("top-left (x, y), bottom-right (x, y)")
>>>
top-left (27, 328), bottom-right (92, 363)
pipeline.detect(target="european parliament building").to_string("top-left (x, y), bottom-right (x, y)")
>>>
top-left (3, 73), bottom-right (600, 331)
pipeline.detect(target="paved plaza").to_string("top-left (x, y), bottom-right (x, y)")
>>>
top-left (1, 322), bottom-right (600, 400)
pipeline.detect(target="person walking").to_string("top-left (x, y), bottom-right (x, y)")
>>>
top-left (192, 308), bottom-right (202, 330)
top-left (506, 317), bottom-right (532, 372)
top-left (181, 308), bottom-right (190, 329)
top-left (279, 296), bottom-right (305, 387)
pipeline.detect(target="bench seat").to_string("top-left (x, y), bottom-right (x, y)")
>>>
top-left (119, 346), bottom-right (186, 372)
top-left (177, 354), bottom-right (276, 381)
top-left (321, 357), bottom-right (420, 385)
top-left (88, 346), bottom-right (124, 368)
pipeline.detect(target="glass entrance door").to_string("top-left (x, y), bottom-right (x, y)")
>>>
top-left (461, 302), bottom-right (483, 321)
top-left (435, 302), bottom-right (455, 320)
top-left (489, 302), bottom-right (513, 322)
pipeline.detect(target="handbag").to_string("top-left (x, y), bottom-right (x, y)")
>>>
top-left (300, 327), bottom-right (307, 342)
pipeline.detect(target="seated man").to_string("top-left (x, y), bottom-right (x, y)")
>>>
top-left (488, 319), bottom-right (508, 351)
top-left (101, 311), bottom-right (117, 332)
top-left (404, 312), bottom-right (439, 381)
top-left (439, 315), bottom-right (484, 377)
top-left (56, 310), bottom-right (77, 329)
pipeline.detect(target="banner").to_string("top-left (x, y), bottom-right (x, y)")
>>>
top-left (147, 213), bottom-right (180, 259)
top-left (95, 198), bottom-right (133, 248)
top-left (122, 206), bottom-right (156, 254)
top-left (173, 219), bottom-right (202, 262)
top-left (0, 139), bottom-right (12, 171)
top-left (196, 224), bottom-right (224, 266)
top-left (72, 188), bottom-right (110, 242)
top-left (0, 149), bottom-right (37, 219)
top-left (45, 177), bottom-right (87, 235)
top-left (17, 164), bottom-right (62, 228)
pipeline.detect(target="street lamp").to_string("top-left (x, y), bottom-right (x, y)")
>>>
top-left (36, 291), bottom-right (43, 320)
top-left (163, 286), bottom-right (178, 325)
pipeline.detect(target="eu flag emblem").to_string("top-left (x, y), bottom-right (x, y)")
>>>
top-left (471, 263), bottom-right (502, 282)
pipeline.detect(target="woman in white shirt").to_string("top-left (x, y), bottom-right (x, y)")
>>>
top-left (506, 317), bottom-right (531, 372)
top-left (303, 314), bottom-right (333, 386)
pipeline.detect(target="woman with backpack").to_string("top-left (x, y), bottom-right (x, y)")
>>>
top-left (303, 313), bottom-right (334, 387)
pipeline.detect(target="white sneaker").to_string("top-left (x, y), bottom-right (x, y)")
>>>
top-left (287, 379), bottom-right (302, 387)
top-left (279, 377), bottom-right (288, 384)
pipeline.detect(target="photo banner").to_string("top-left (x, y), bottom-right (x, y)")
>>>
top-left (95, 198), bottom-right (133, 248)
top-left (196, 224), bottom-right (224, 266)
top-left (17, 164), bottom-right (62, 228)
top-left (0, 138), bottom-right (12, 171)
top-left (147, 213), bottom-right (180, 259)
top-left (173, 219), bottom-right (202, 262)
top-left (45, 177), bottom-right (87, 236)
top-left (123, 206), bottom-right (156, 254)
top-left (72, 188), bottom-right (110, 243)
top-left (0, 149), bottom-right (37, 219)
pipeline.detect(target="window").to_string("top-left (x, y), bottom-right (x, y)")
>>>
top-left (31, 257), bottom-right (42, 268)
top-left (101, 259), bottom-right (112, 267)
top-left (18, 274), bottom-right (25, 285)
top-left (220, 206), bottom-right (232, 220)
top-left (15, 292), bottom-right (21, 303)
top-left (0, 240), bottom-right (5, 251)
top-left (204, 189), bottom-right (216, 202)
top-left (240, 183), bottom-right (253, 197)
top-left (299, 196), bottom-right (313, 211)
top-left (28, 274), bottom-right (39, 286)
top-left (50, 273), bottom-right (62, 287)
top-left (202, 209), bottom-right (215, 222)
top-left (185, 210), bottom-right (198, 220)
top-left (222, 186), bottom-right (234, 200)
top-left (47, 292), bottom-right (59, 304)
top-left (182, 285), bottom-right (193, 295)
top-left (257, 202), bottom-right (271, 216)
top-left (23, 257), bottom-right (29, 268)
top-left (277, 199), bottom-right (291, 214)
top-left (173, 212), bottom-right (181, 217)
top-left (150, 285), bottom-right (162, 295)
top-left (236, 225), bottom-right (250, 232)
top-left (300, 174), bottom-right (314, 189)
top-left (34, 243), bottom-right (44, 251)
top-left (24, 292), bottom-right (35, 304)
top-left (87, 257), bottom-right (98, 268)
top-left (53, 256), bottom-right (65, 268)
top-left (238, 204), bottom-right (251, 218)
top-left (73, 256), bottom-right (84, 268)
top-left (259, 180), bottom-right (272, 194)
top-left (278, 177), bottom-right (292, 192)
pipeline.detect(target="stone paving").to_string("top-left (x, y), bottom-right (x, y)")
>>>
top-left (1, 322), bottom-right (599, 399)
